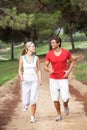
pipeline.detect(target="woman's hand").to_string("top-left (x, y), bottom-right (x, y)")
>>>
top-left (20, 76), bottom-right (24, 81)
top-left (39, 80), bottom-right (42, 86)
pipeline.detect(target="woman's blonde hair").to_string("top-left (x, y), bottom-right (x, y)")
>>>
top-left (21, 41), bottom-right (34, 55)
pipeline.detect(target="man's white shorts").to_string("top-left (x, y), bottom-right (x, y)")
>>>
top-left (50, 78), bottom-right (70, 102)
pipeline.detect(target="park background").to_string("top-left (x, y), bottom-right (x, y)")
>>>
top-left (0, 1), bottom-right (87, 130)
top-left (0, 0), bottom-right (87, 85)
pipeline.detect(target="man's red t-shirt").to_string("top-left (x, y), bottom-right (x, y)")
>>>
top-left (46, 48), bottom-right (71, 79)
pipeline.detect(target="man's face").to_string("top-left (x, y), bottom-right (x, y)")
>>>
top-left (51, 39), bottom-right (59, 49)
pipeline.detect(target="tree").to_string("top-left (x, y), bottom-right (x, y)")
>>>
top-left (0, 6), bottom-right (34, 59)
top-left (0, 0), bottom-right (87, 52)
top-left (71, 0), bottom-right (87, 36)
top-left (33, 11), bottom-right (61, 40)
top-left (52, 0), bottom-right (87, 50)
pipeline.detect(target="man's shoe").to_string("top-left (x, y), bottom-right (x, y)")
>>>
top-left (64, 107), bottom-right (69, 116)
top-left (56, 115), bottom-right (62, 121)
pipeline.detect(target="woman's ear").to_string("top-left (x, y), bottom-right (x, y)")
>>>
top-left (26, 48), bottom-right (28, 53)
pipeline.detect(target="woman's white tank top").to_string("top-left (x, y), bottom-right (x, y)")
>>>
top-left (22, 54), bottom-right (38, 81)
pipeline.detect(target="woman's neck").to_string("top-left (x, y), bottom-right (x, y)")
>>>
top-left (27, 51), bottom-right (33, 56)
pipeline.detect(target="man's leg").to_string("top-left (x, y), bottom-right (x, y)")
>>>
top-left (50, 79), bottom-right (62, 121)
top-left (54, 101), bottom-right (62, 121)
top-left (54, 101), bottom-right (61, 115)
top-left (63, 99), bottom-right (69, 108)
top-left (60, 79), bottom-right (70, 116)
top-left (63, 100), bottom-right (69, 116)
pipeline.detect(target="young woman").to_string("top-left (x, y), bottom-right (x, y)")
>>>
top-left (18, 41), bottom-right (41, 123)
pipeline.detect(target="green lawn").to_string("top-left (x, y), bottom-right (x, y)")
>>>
top-left (36, 43), bottom-right (49, 55)
top-left (62, 41), bottom-right (87, 50)
top-left (0, 60), bottom-right (19, 86)
top-left (0, 41), bottom-right (87, 60)
top-left (74, 62), bottom-right (87, 82)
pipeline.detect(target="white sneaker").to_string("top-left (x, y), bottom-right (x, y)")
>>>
top-left (64, 107), bottom-right (69, 116)
top-left (30, 116), bottom-right (36, 123)
top-left (23, 106), bottom-right (28, 112)
top-left (56, 115), bottom-right (62, 121)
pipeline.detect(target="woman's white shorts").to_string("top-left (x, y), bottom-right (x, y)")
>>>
top-left (50, 78), bottom-right (70, 102)
top-left (22, 80), bottom-right (39, 107)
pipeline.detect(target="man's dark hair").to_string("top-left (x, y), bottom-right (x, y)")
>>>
top-left (49, 36), bottom-right (62, 50)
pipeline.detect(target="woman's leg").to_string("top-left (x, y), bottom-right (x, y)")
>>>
top-left (31, 103), bottom-right (36, 116)
top-left (22, 81), bottom-right (31, 109)
top-left (30, 81), bottom-right (39, 122)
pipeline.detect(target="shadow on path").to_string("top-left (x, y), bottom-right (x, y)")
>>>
top-left (70, 85), bottom-right (87, 115)
top-left (0, 78), bottom-right (21, 130)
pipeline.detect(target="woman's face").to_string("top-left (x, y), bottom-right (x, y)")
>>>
top-left (28, 43), bottom-right (36, 53)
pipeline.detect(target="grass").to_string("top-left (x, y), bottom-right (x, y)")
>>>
top-left (62, 41), bottom-right (87, 50)
top-left (0, 45), bottom-right (24, 60)
top-left (36, 43), bottom-right (49, 55)
top-left (0, 41), bottom-right (87, 60)
top-left (0, 59), bottom-right (19, 86)
top-left (74, 62), bottom-right (87, 82)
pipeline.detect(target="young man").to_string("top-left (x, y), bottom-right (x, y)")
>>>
top-left (44, 37), bottom-right (75, 121)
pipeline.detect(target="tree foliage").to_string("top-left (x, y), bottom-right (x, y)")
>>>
top-left (0, 0), bottom-right (87, 50)
top-left (0, 7), bottom-right (34, 30)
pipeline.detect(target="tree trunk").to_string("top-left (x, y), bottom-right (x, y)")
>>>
top-left (84, 30), bottom-right (87, 37)
top-left (28, 26), bottom-right (38, 41)
top-left (11, 41), bottom-right (14, 60)
top-left (68, 22), bottom-right (75, 50)
top-left (10, 28), bottom-right (14, 60)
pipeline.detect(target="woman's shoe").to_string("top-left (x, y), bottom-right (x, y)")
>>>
top-left (30, 116), bottom-right (36, 123)
top-left (23, 105), bottom-right (28, 112)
